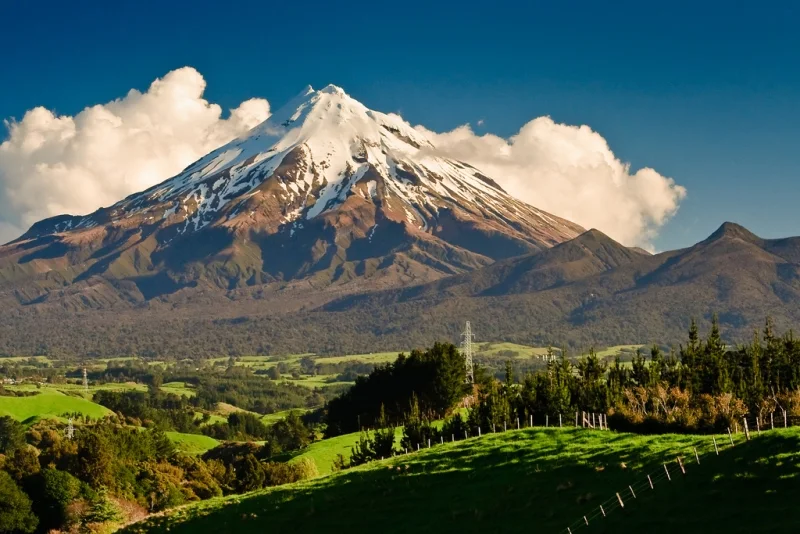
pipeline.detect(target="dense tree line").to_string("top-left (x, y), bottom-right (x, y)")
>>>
top-left (327, 319), bottom-right (800, 469)
top-left (324, 342), bottom-right (469, 437)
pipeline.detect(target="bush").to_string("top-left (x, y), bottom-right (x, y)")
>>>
top-left (82, 486), bottom-right (123, 530)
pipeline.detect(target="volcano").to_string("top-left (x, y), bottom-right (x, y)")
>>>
top-left (0, 85), bottom-right (584, 308)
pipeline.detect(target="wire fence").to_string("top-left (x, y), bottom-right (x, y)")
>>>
top-left (558, 411), bottom-right (798, 533)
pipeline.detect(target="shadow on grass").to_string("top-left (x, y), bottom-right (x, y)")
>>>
top-left (121, 428), bottom-right (800, 534)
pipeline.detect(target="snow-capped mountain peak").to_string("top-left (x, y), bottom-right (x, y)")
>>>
top-left (14, 85), bottom-right (584, 292)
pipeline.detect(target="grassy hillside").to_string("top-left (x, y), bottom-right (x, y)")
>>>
top-left (122, 427), bottom-right (800, 534)
top-left (166, 431), bottom-right (220, 454)
top-left (0, 389), bottom-right (112, 422)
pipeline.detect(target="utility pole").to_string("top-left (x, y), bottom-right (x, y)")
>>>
top-left (82, 368), bottom-right (88, 392)
top-left (461, 321), bottom-right (475, 384)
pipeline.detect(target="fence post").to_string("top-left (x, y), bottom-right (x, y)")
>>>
top-left (616, 492), bottom-right (625, 508)
top-left (546, 415), bottom-right (549, 428)
top-left (756, 417), bottom-right (760, 435)
top-left (465, 430), bottom-right (468, 440)
top-left (559, 413), bottom-right (562, 428)
top-left (727, 427), bottom-right (734, 446)
top-left (441, 436), bottom-right (444, 445)
top-left (417, 443), bottom-right (420, 451)
top-left (517, 418), bottom-right (520, 430)
top-left (592, 413), bottom-right (596, 428)
top-left (478, 426), bottom-right (481, 437)
top-left (647, 474), bottom-right (654, 489)
top-left (452, 434), bottom-right (454, 442)
top-left (530, 414), bottom-right (533, 427)
top-left (784, 409), bottom-right (788, 428)
top-left (575, 411), bottom-right (578, 428)
top-left (677, 456), bottom-right (685, 475)
top-left (712, 436), bottom-right (719, 455)
top-left (743, 418), bottom-right (750, 441)
top-left (770, 412), bottom-right (774, 430)
top-left (584, 516), bottom-right (589, 526)
top-left (504, 422), bottom-right (507, 432)
top-left (629, 485), bottom-right (636, 498)
top-left (493, 424), bottom-right (496, 433)
top-left (600, 505), bottom-right (606, 517)
top-left (664, 463), bottom-right (671, 481)
top-left (428, 439), bottom-right (431, 448)
top-left (693, 447), bottom-right (700, 464)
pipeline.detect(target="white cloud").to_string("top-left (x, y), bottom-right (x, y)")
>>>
top-left (0, 67), bottom-right (270, 243)
top-left (416, 118), bottom-right (686, 249)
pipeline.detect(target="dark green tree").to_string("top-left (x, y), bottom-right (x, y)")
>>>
top-left (0, 471), bottom-right (38, 534)
top-left (24, 468), bottom-right (82, 532)
top-left (0, 416), bottom-right (25, 456)
top-left (236, 454), bottom-right (266, 492)
top-left (84, 486), bottom-right (122, 525)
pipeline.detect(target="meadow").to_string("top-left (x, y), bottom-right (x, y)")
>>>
top-left (121, 426), bottom-right (800, 534)
top-left (0, 388), bottom-right (112, 422)
top-left (165, 431), bottom-right (221, 454)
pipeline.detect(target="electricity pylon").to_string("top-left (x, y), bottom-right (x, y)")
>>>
top-left (461, 321), bottom-right (475, 384)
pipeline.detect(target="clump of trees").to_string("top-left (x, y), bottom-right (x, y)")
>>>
top-left (325, 342), bottom-right (468, 436)
top-left (0, 408), bottom-right (317, 533)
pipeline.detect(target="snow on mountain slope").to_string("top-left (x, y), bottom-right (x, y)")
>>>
top-left (4, 85), bottom-right (585, 304)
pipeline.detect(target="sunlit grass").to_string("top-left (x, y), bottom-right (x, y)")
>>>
top-left (122, 427), bottom-right (800, 534)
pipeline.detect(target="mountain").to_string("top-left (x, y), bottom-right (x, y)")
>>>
top-left (317, 222), bottom-right (800, 350)
top-left (0, 85), bottom-right (583, 310)
top-left (0, 85), bottom-right (797, 356)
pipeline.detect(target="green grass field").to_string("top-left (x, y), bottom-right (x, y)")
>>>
top-left (314, 351), bottom-right (400, 365)
top-left (166, 432), bottom-right (220, 454)
top-left (260, 408), bottom-right (311, 425)
top-left (0, 389), bottom-right (112, 423)
top-left (122, 427), bottom-right (800, 534)
top-left (161, 382), bottom-right (197, 397)
top-left (284, 427), bottom-right (404, 475)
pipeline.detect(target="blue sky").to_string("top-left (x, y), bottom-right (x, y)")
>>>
top-left (1, 0), bottom-right (798, 250)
